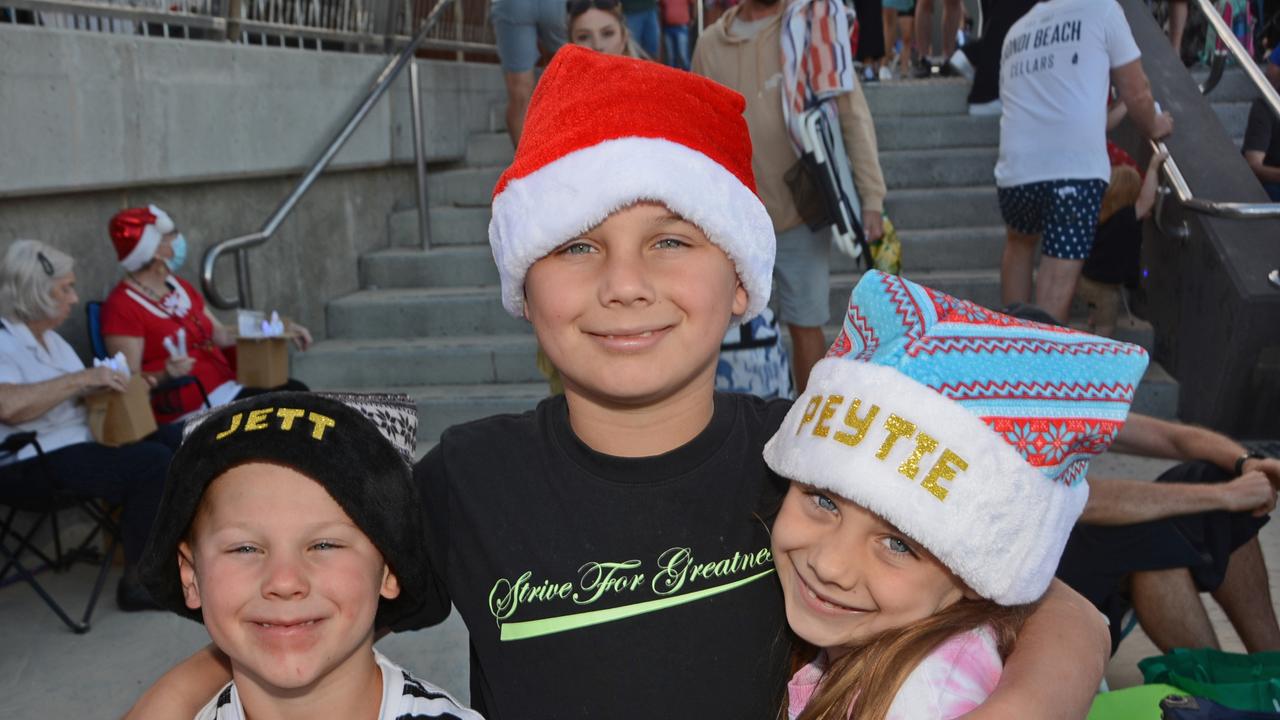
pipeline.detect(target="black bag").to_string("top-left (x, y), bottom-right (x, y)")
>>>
top-left (1161, 695), bottom-right (1280, 720)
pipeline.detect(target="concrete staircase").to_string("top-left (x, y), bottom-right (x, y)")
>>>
top-left (294, 77), bottom-right (1179, 447)
top-left (1199, 65), bottom-right (1263, 147)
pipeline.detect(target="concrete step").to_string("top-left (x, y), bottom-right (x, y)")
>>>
top-left (883, 185), bottom-right (1001, 229)
top-left (293, 334), bottom-right (541, 387)
top-left (390, 206), bottom-right (491, 248)
top-left (831, 225), bottom-right (1005, 273)
top-left (875, 114), bottom-right (999, 151)
top-left (426, 166), bottom-right (502, 208)
top-left (863, 77), bottom-right (971, 116)
top-left (466, 132), bottom-right (514, 167)
top-left (1194, 65), bottom-right (1261, 104)
top-left (1131, 361), bottom-right (1179, 420)
top-left (881, 146), bottom-right (997, 190)
top-left (358, 382), bottom-right (547, 445)
top-left (1211, 100), bottom-right (1251, 144)
top-left (829, 268), bottom-right (1002, 317)
top-left (361, 246), bottom-right (497, 289)
top-left (326, 286), bottom-right (530, 338)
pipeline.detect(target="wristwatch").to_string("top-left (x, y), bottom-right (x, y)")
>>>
top-left (1234, 450), bottom-right (1266, 476)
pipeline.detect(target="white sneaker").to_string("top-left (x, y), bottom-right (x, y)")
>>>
top-left (879, 65), bottom-right (895, 81)
top-left (948, 49), bottom-right (975, 81)
top-left (968, 98), bottom-right (1002, 116)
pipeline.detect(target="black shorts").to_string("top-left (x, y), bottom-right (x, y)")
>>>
top-left (1055, 461), bottom-right (1270, 654)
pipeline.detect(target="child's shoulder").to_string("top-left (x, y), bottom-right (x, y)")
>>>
top-left (376, 651), bottom-right (486, 719)
top-left (886, 625), bottom-right (1003, 720)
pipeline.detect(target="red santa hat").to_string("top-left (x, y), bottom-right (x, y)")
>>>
top-left (489, 45), bottom-right (776, 320)
top-left (109, 205), bottom-right (175, 272)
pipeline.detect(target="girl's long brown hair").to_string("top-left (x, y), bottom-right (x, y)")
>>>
top-left (788, 598), bottom-right (1037, 720)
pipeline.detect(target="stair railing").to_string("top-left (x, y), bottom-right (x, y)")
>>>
top-left (200, 0), bottom-right (458, 309)
top-left (1151, 0), bottom-right (1280, 288)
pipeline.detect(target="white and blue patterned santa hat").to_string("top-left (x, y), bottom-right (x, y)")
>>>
top-left (763, 271), bottom-right (1150, 605)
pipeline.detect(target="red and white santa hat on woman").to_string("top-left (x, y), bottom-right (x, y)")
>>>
top-left (108, 205), bottom-right (174, 272)
top-left (488, 45), bottom-right (776, 320)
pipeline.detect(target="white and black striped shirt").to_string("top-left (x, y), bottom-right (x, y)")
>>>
top-left (194, 650), bottom-right (483, 720)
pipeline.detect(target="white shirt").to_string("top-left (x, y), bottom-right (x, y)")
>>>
top-left (194, 650), bottom-right (485, 720)
top-left (0, 319), bottom-right (94, 462)
top-left (995, 0), bottom-right (1141, 187)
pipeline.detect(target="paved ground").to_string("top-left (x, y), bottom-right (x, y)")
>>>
top-left (0, 452), bottom-right (1275, 718)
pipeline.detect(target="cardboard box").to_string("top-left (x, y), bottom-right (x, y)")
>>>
top-left (84, 375), bottom-right (158, 447)
top-left (236, 336), bottom-right (290, 389)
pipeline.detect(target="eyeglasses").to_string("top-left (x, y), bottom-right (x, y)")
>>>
top-left (36, 252), bottom-right (53, 277)
top-left (567, 0), bottom-right (619, 16)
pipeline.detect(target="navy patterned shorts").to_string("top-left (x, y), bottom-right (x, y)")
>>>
top-left (997, 178), bottom-right (1108, 260)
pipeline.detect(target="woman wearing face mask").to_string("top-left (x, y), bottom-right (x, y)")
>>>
top-left (101, 206), bottom-right (311, 424)
top-left (568, 0), bottom-right (649, 59)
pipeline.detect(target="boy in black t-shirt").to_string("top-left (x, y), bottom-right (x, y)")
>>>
top-left (126, 46), bottom-right (1112, 720)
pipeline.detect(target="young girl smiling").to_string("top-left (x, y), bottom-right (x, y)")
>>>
top-left (765, 271), bottom-right (1151, 720)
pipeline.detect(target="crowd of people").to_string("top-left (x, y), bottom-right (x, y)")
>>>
top-left (2, 1), bottom-right (1279, 719)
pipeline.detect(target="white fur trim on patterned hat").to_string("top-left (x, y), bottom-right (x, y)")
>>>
top-left (763, 358), bottom-right (1088, 605)
top-left (488, 137), bottom-right (776, 320)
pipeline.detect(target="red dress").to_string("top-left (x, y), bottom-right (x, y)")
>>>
top-left (101, 275), bottom-right (240, 423)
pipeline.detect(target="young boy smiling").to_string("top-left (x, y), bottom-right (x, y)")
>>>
top-left (138, 392), bottom-right (483, 720)
top-left (127, 46), bottom-right (1111, 720)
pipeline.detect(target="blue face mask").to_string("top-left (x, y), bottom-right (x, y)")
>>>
top-left (166, 234), bottom-right (187, 272)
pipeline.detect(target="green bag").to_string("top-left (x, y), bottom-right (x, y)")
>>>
top-left (1087, 684), bottom-right (1188, 720)
top-left (1139, 648), bottom-right (1280, 712)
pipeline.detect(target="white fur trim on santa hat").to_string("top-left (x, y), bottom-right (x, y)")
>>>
top-left (119, 205), bottom-right (175, 272)
top-left (489, 137), bottom-right (776, 320)
top-left (763, 359), bottom-right (1088, 606)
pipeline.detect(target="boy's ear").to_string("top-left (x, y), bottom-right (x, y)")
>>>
top-left (380, 565), bottom-right (402, 601)
top-left (177, 541), bottom-right (203, 611)
top-left (731, 279), bottom-right (749, 317)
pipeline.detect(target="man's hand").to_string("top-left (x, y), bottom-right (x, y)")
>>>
top-left (1218, 471), bottom-right (1278, 516)
top-left (1151, 111), bottom-right (1174, 140)
top-left (863, 210), bottom-right (884, 243)
top-left (1242, 456), bottom-right (1280, 491)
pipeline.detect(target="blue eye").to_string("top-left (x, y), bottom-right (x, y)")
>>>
top-left (561, 241), bottom-right (596, 255)
top-left (654, 237), bottom-right (687, 249)
top-left (229, 545), bottom-right (260, 555)
top-left (881, 537), bottom-right (913, 555)
top-left (311, 540), bottom-right (342, 551)
top-left (808, 492), bottom-right (838, 513)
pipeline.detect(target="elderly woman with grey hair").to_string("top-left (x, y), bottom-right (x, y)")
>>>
top-left (0, 239), bottom-right (173, 611)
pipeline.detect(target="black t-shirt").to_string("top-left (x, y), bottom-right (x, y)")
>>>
top-left (1243, 97), bottom-right (1280, 167)
top-left (1083, 205), bottom-right (1141, 286)
top-left (400, 393), bottom-right (793, 720)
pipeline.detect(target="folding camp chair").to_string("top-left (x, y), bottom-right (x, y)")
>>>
top-left (85, 300), bottom-right (211, 417)
top-left (0, 432), bottom-right (120, 633)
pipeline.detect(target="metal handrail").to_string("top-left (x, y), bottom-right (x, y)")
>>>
top-left (200, 0), bottom-right (457, 308)
top-left (1154, 0), bottom-right (1280, 221)
top-left (1147, 0), bottom-right (1280, 288)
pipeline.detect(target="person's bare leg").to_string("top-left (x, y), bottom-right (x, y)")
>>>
top-left (1131, 567), bottom-right (1221, 652)
top-left (503, 70), bottom-right (536, 148)
top-left (915, 0), bottom-right (935, 59)
top-left (942, 0), bottom-right (963, 57)
top-left (1000, 227), bottom-right (1038, 308)
top-left (1210, 537), bottom-right (1280, 652)
top-left (1169, 0), bottom-right (1188, 57)
top-left (899, 14), bottom-right (915, 72)
top-left (1033, 255), bottom-right (1084, 323)
top-left (883, 7), bottom-right (898, 67)
top-left (789, 325), bottom-right (827, 393)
